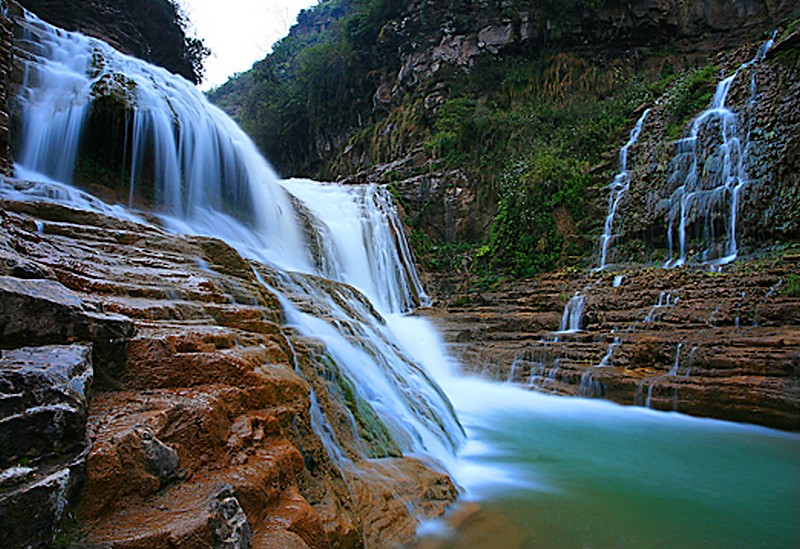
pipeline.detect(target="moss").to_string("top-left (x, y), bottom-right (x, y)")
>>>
top-left (663, 64), bottom-right (718, 139)
top-left (317, 352), bottom-right (401, 458)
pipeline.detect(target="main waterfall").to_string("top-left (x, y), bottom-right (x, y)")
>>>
top-left (9, 9), bottom-right (462, 477)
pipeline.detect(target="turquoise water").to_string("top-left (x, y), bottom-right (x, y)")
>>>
top-left (449, 387), bottom-right (800, 548)
top-left (390, 316), bottom-right (800, 548)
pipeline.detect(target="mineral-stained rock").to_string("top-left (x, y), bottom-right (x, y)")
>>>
top-left (0, 194), bottom-right (456, 546)
top-left (0, 344), bottom-right (93, 548)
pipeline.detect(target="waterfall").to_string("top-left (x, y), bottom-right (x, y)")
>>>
top-left (597, 109), bottom-right (650, 270)
top-left (557, 291), bottom-right (585, 333)
top-left (664, 37), bottom-right (774, 268)
top-left (9, 9), bottom-right (461, 474)
top-left (281, 179), bottom-right (428, 313)
top-left (14, 9), bottom-right (310, 272)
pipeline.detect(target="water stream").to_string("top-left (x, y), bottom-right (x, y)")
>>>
top-left (664, 37), bottom-right (774, 267)
top-left (6, 9), bottom-right (800, 548)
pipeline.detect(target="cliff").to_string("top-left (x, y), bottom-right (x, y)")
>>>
top-left (0, 4), bottom-right (456, 547)
top-left (209, 0), bottom-right (800, 272)
top-left (18, 0), bottom-right (207, 83)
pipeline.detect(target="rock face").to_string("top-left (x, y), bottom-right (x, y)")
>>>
top-left (0, 344), bottom-right (92, 548)
top-left (0, 185), bottom-right (456, 547)
top-left (17, 0), bottom-right (202, 83)
top-left (609, 31), bottom-right (800, 265)
top-left (424, 259), bottom-right (800, 430)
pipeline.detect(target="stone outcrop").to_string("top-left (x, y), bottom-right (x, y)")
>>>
top-left (0, 183), bottom-right (456, 547)
top-left (423, 258), bottom-right (800, 430)
top-left (610, 30), bottom-right (800, 264)
top-left (0, 344), bottom-right (92, 548)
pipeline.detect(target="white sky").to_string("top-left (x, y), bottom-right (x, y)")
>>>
top-left (179, 0), bottom-right (319, 90)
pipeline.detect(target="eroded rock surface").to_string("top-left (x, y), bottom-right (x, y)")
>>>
top-left (0, 344), bottom-right (92, 548)
top-left (0, 187), bottom-right (456, 547)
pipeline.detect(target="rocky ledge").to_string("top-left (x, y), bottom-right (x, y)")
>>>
top-left (423, 260), bottom-right (800, 431)
top-left (0, 179), bottom-right (456, 548)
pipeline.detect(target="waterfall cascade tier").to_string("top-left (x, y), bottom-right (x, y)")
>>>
top-left (597, 109), bottom-right (650, 270)
top-left (10, 6), bottom-right (458, 462)
top-left (664, 37), bottom-right (774, 268)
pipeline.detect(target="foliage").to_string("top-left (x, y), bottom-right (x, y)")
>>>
top-left (663, 64), bottom-right (718, 139)
top-left (784, 273), bottom-right (800, 297)
top-left (208, 0), bottom-right (405, 175)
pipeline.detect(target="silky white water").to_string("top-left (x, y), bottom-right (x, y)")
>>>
top-left (597, 109), bottom-right (650, 270)
top-left (664, 38), bottom-right (774, 267)
top-left (7, 9), bottom-right (800, 548)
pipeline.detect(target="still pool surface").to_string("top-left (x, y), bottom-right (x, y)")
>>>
top-left (443, 379), bottom-right (800, 548)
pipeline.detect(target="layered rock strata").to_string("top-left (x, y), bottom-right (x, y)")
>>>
top-left (0, 183), bottom-right (456, 547)
top-left (423, 259), bottom-right (800, 431)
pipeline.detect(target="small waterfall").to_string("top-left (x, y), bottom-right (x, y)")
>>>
top-left (597, 109), bottom-right (650, 270)
top-left (597, 337), bottom-right (621, 368)
top-left (643, 291), bottom-right (678, 322)
top-left (9, 9), bottom-right (462, 476)
top-left (281, 179), bottom-right (428, 313)
top-left (557, 291), bottom-right (585, 333)
top-left (664, 38), bottom-right (774, 268)
top-left (669, 343), bottom-right (683, 376)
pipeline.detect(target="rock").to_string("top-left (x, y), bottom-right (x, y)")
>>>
top-left (210, 484), bottom-right (252, 549)
top-left (0, 461), bottom-right (86, 548)
top-left (0, 196), bottom-right (456, 546)
top-left (0, 344), bottom-right (92, 548)
top-left (133, 424), bottom-right (183, 486)
top-left (425, 260), bottom-right (800, 430)
top-left (0, 275), bottom-right (135, 382)
top-left (0, 344), bottom-right (92, 466)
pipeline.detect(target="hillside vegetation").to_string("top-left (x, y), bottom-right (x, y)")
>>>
top-left (210, 0), bottom-right (800, 280)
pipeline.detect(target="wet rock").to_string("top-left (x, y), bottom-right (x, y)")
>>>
top-left (0, 344), bottom-right (92, 548)
top-left (0, 344), bottom-right (92, 465)
top-left (133, 424), bottom-right (183, 486)
top-left (0, 275), bottom-right (135, 382)
top-left (210, 484), bottom-right (252, 549)
top-left (0, 460), bottom-right (86, 549)
top-left (426, 260), bottom-right (800, 430)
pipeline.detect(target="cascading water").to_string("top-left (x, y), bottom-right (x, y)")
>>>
top-left (664, 37), bottom-right (774, 267)
top-left (7, 10), bottom-right (800, 548)
top-left (9, 8), bottom-right (461, 476)
top-left (280, 179), bottom-right (428, 313)
top-left (557, 291), bottom-right (585, 333)
top-left (597, 109), bottom-right (650, 270)
top-left (14, 9), bottom-right (310, 272)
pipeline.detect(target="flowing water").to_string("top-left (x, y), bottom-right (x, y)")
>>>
top-left (597, 109), bottom-right (650, 270)
top-left (7, 10), bottom-right (800, 548)
top-left (664, 38), bottom-right (774, 268)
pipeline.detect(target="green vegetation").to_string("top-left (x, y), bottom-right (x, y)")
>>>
top-left (408, 52), bottom-right (660, 277)
top-left (784, 273), bottom-right (800, 297)
top-left (209, 0), bottom-right (405, 173)
top-left (315, 352), bottom-right (401, 458)
top-left (208, 0), bottom-right (745, 280)
top-left (662, 64), bottom-right (718, 139)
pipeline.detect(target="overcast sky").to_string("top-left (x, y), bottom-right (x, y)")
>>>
top-left (179, 0), bottom-right (319, 90)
